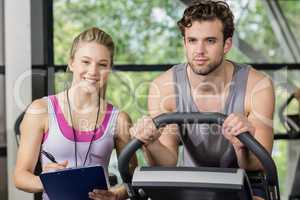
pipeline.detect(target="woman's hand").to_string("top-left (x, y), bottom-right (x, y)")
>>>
top-left (42, 160), bottom-right (68, 172)
top-left (88, 189), bottom-right (119, 200)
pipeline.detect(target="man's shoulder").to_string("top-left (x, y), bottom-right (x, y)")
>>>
top-left (148, 65), bottom-right (180, 112)
top-left (152, 63), bottom-right (185, 84)
top-left (231, 61), bottom-right (269, 82)
top-left (245, 66), bottom-right (274, 104)
top-left (152, 66), bottom-right (173, 85)
top-left (247, 66), bottom-right (271, 83)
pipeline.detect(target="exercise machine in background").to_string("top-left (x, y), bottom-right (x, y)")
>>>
top-left (278, 93), bottom-right (300, 200)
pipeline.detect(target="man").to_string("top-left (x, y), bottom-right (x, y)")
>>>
top-left (131, 1), bottom-right (275, 199)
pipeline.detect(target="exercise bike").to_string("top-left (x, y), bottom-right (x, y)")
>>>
top-left (118, 112), bottom-right (280, 200)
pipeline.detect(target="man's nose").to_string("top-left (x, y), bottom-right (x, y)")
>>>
top-left (195, 42), bottom-right (206, 54)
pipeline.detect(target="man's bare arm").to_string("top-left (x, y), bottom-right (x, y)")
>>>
top-left (133, 70), bottom-right (179, 166)
top-left (236, 69), bottom-right (275, 170)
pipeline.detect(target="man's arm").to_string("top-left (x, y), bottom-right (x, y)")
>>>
top-left (131, 70), bottom-right (179, 166)
top-left (224, 69), bottom-right (275, 170)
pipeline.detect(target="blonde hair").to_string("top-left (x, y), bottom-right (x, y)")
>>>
top-left (69, 27), bottom-right (115, 65)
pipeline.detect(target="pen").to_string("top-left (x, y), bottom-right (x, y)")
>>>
top-left (41, 150), bottom-right (58, 163)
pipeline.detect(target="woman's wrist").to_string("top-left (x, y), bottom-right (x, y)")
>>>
top-left (110, 184), bottom-right (128, 200)
top-left (35, 175), bottom-right (44, 192)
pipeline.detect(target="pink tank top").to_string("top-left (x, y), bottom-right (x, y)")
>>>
top-left (41, 95), bottom-right (119, 179)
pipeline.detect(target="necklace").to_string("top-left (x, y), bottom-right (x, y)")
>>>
top-left (66, 89), bottom-right (101, 167)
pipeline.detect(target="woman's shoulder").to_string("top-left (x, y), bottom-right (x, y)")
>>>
top-left (113, 111), bottom-right (131, 140)
top-left (105, 101), bottom-right (130, 121)
top-left (116, 111), bottom-right (131, 123)
top-left (22, 97), bottom-right (49, 132)
top-left (105, 101), bottom-right (121, 116)
top-left (26, 97), bottom-right (48, 115)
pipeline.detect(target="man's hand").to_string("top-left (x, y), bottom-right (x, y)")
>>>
top-left (130, 116), bottom-right (161, 146)
top-left (222, 113), bottom-right (255, 150)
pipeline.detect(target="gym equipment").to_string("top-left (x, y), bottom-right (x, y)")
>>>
top-left (14, 111), bottom-right (26, 146)
top-left (118, 112), bottom-right (280, 200)
top-left (289, 154), bottom-right (300, 200)
top-left (278, 94), bottom-right (300, 200)
top-left (279, 94), bottom-right (300, 136)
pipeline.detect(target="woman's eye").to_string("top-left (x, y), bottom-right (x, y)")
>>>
top-left (82, 60), bottom-right (89, 65)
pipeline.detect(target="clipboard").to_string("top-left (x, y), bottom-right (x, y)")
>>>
top-left (40, 165), bottom-right (108, 200)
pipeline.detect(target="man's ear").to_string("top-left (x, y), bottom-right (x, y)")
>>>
top-left (223, 37), bottom-right (233, 54)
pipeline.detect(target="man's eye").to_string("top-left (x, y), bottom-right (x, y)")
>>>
top-left (82, 60), bottom-right (89, 64)
top-left (207, 39), bottom-right (216, 44)
top-left (98, 63), bottom-right (108, 68)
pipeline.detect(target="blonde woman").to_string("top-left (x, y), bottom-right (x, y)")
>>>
top-left (14, 27), bottom-right (137, 200)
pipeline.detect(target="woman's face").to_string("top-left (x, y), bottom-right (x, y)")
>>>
top-left (69, 41), bottom-right (112, 94)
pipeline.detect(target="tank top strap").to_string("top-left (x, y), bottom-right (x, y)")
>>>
top-left (224, 62), bottom-right (250, 114)
top-left (106, 104), bottom-right (120, 137)
top-left (173, 63), bottom-right (195, 112)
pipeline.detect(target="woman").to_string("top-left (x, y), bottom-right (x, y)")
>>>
top-left (14, 27), bottom-right (137, 200)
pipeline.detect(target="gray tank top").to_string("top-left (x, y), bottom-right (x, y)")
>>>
top-left (173, 62), bottom-right (250, 168)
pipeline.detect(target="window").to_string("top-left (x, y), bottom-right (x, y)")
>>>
top-left (53, 0), bottom-right (300, 195)
top-left (54, 0), bottom-right (185, 65)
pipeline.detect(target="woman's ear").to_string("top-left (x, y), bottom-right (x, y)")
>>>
top-left (67, 59), bottom-right (74, 72)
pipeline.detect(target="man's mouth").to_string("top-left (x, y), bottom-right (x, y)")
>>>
top-left (194, 58), bottom-right (208, 65)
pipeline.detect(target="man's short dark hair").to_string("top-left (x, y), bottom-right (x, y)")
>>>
top-left (177, 0), bottom-right (235, 41)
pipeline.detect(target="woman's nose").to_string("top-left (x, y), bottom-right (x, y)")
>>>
top-left (88, 64), bottom-right (99, 75)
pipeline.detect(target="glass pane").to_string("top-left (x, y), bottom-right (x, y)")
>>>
top-left (107, 71), bottom-right (161, 121)
top-left (54, 0), bottom-right (300, 66)
top-left (278, 0), bottom-right (300, 48)
top-left (227, 0), bottom-right (289, 63)
top-left (263, 68), bottom-right (300, 196)
top-left (53, 0), bottom-right (185, 65)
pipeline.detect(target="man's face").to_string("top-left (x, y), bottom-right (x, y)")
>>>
top-left (184, 19), bottom-right (232, 76)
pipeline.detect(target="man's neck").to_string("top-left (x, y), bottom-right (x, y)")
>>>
top-left (187, 60), bottom-right (234, 95)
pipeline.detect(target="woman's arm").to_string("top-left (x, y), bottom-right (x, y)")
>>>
top-left (113, 111), bottom-right (138, 199)
top-left (89, 111), bottom-right (138, 200)
top-left (13, 99), bottom-right (48, 193)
